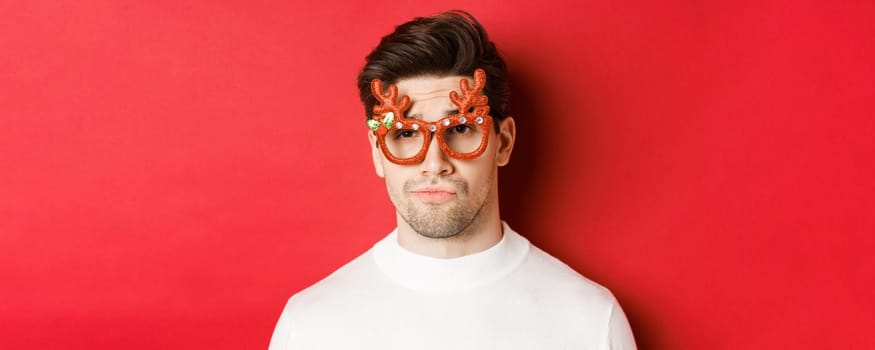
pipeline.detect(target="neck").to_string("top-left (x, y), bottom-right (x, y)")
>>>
top-left (396, 207), bottom-right (503, 259)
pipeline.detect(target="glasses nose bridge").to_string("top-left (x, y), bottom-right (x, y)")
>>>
top-left (419, 124), bottom-right (453, 174)
top-left (420, 120), bottom-right (443, 147)
top-left (422, 123), bottom-right (443, 154)
top-left (417, 117), bottom-right (472, 161)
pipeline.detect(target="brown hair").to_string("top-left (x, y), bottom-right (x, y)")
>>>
top-left (357, 10), bottom-right (509, 130)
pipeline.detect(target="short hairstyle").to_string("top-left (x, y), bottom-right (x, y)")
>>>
top-left (357, 10), bottom-right (510, 131)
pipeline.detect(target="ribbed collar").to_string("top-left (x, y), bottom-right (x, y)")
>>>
top-left (371, 221), bottom-right (530, 293)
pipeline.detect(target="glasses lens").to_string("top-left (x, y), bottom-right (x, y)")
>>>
top-left (384, 128), bottom-right (426, 159)
top-left (442, 123), bottom-right (484, 155)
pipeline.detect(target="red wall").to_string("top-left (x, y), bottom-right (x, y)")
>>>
top-left (2, 1), bottom-right (873, 349)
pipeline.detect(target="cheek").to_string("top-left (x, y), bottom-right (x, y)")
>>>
top-left (471, 139), bottom-right (501, 176)
top-left (380, 166), bottom-right (411, 194)
top-left (381, 174), bottom-right (403, 207)
top-left (456, 158), bottom-right (497, 189)
top-left (381, 170), bottom-right (399, 188)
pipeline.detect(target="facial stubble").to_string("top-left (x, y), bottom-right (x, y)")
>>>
top-left (391, 173), bottom-right (493, 239)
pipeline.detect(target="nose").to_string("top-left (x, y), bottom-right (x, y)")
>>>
top-left (420, 133), bottom-right (453, 176)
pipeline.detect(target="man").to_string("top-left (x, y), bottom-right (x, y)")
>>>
top-left (269, 10), bottom-right (636, 349)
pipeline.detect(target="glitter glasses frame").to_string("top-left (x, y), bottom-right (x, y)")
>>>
top-left (368, 68), bottom-right (494, 165)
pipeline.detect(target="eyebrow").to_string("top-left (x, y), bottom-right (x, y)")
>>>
top-left (407, 109), bottom-right (460, 119)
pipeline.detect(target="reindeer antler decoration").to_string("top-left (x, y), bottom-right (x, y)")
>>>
top-left (365, 68), bottom-right (495, 165)
top-left (449, 68), bottom-right (490, 117)
top-left (367, 69), bottom-right (491, 132)
top-left (368, 79), bottom-right (411, 131)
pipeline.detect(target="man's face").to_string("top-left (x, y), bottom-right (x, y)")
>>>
top-left (368, 75), bottom-right (515, 239)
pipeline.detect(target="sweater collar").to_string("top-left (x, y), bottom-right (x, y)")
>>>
top-left (371, 221), bottom-right (530, 293)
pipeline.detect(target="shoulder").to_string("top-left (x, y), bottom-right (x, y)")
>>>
top-left (497, 232), bottom-right (636, 347)
top-left (270, 246), bottom-right (385, 350)
top-left (281, 248), bottom-right (383, 315)
top-left (500, 224), bottom-right (618, 305)
top-left (509, 240), bottom-right (620, 316)
top-left (502, 225), bottom-right (609, 293)
top-left (529, 245), bottom-right (613, 294)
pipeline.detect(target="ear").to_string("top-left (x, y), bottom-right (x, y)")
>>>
top-left (495, 117), bottom-right (516, 167)
top-left (368, 130), bottom-right (385, 178)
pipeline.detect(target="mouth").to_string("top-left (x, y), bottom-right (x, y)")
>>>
top-left (410, 187), bottom-right (457, 203)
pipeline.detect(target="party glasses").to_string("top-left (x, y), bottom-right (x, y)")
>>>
top-left (367, 68), bottom-right (493, 165)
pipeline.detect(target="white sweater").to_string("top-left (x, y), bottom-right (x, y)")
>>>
top-left (269, 223), bottom-right (637, 349)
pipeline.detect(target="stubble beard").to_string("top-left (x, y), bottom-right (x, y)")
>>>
top-left (393, 174), bottom-right (493, 239)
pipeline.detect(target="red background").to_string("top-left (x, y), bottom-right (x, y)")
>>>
top-left (2, 1), bottom-right (873, 349)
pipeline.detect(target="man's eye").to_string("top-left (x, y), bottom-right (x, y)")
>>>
top-left (450, 125), bottom-right (472, 134)
top-left (392, 129), bottom-right (419, 139)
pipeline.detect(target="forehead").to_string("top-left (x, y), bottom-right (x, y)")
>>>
top-left (395, 75), bottom-right (472, 104)
top-left (394, 75), bottom-right (474, 120)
